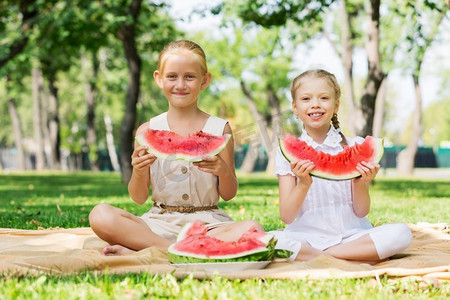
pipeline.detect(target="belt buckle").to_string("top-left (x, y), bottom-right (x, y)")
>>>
top-left (183, 205), bottom-right (195, 213)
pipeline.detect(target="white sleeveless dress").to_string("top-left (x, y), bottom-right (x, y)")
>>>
top-left (139, 112), bottom-right (233, 241)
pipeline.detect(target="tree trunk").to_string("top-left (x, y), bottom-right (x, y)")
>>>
top-left (396, 9), bottom-right (445, 175)
top-left (265, 83), bottom-right (282, 174)
top-left (8, 98), bottom-right (26, 170)
top-left (104, 114), bottom-right (121, 172)
top-left (82, 53), bottom-right (100, 171)
top-left (47, 74), bottom-right (61, 169)
top-left (397, 77), bottom-right (422, 175)
top-left (239, 139), bottom-right (260, 174)
top-left (40, 82), bottom-right (54, 169)
top-left (118, 0), bottom-right (142, 183)
top-left (31, 68), bottom-right (45, 170)
top-left (339, 0), bottom-right (357, 136)
top-left (239, 80), bottom-right (272, 173)
top-left (372, 76), bottom-right (387, 138)
top-left (358, 0), bottom-right (385, 137)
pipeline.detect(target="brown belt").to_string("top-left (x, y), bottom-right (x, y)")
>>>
top-left (156, 203), bottom-right (219, 214)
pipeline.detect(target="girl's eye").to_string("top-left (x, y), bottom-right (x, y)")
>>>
top-left (185, 75), bottom-right (195, 79)
top-left (301, 97), bottom-right (310, 101)
top-left (167, 74), bottom-right (176, 79)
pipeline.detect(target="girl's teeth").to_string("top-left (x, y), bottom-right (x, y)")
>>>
top-left (310, 113), bottom-right (322, 117)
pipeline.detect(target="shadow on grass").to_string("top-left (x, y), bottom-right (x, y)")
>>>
top-left (373, 178), bottom-right (450, 198)
top-left (0, 173), bottom-right (132, 229)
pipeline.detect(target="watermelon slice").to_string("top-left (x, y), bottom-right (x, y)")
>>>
top-left (168, 222), bottom-right (276, 264)
top-left (279, 135), bottom-right (384, 180)
top-left (135, 129), bottom-right (231, 162)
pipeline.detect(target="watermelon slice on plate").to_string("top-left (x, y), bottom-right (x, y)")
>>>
top-left (135, 129), bottom-right (231, 162)
top-left (168, 222), bottom-right (276, 264)
top-left (279, 135), bottom-right (384, 180)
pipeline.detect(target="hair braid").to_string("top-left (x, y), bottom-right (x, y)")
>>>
top-left (331, 113), bottom-right (348, 146)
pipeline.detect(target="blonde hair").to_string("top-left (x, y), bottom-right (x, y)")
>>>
top-left (290, 69), bottom-right (341, 101)
top-left (157, 40), bottom-right (208, 75)
top-left (291, 69), bottom-right (347, 145)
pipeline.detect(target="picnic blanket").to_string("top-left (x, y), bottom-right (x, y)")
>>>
top-left (0, 223), bottom-right (448, 280)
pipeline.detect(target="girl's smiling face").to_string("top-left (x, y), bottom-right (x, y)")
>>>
top-left (154, 50), bottom-right (211, 109)
top-left (292, 76), bottom-right (340, 137)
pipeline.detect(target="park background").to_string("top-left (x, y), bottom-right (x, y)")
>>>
top-left (1, 1), bottom-right (449, 298)
top-left (1, 0), bottom-right (449, 181)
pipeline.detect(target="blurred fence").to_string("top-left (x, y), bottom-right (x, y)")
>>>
top-left (1, 145), bottom-right (449, 171)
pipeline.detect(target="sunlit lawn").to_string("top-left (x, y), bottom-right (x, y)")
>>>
top-left (0, 171), bottom-right (449, 299)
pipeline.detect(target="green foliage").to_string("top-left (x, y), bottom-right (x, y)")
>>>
top-left (225, 0), bottom-right (335, 27)
top-left (422, 98), bottom-right (450, 146)
top-left (0, 0), bottom-right (179, 163)
top-left (389, 0), bottom-right (449, 77)
top-left (191, 22), bottom-right (295, 139)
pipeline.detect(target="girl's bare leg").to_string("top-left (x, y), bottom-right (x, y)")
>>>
top-left (324, 234), bottom-right (381, 263)
top-left (294, 243), bottom-right (332, 261)
top-left (89, 204), bottom-right (172, 255)
top-left (207, 220), bottom-right (264, 242)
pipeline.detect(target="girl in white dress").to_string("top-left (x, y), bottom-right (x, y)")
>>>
top-left (273, 69), bottom-right (412, 263)
top-left (89, 40), bottom-right (263, 255)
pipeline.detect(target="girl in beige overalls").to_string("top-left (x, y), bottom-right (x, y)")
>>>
top-left (89, 40), bottom-right (263, 255)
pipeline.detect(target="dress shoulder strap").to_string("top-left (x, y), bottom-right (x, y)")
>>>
top-left (149, 112), bottom-right (169, 130)
top-left (202, 115), bottom-right (228, 136)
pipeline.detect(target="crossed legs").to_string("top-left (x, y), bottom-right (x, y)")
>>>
top-left (89, 204), bottom-right (265, 256)
top-left (89, 204), bottom-right (172, 255)
top-left (293, 223), bottom-right (412, 263)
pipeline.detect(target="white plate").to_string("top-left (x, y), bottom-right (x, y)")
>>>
top-left (171, 261), bottom-right (271, 273)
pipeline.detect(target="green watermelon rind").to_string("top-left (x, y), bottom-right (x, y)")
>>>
top-left (278, 135), bottom-right (384, 181)
top-left (168, 238), bottom-right (276, 264)
top-left (135, 133), bottom-right (231, 162)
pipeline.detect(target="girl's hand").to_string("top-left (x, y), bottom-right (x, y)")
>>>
top-left (131, 145), bottom-right (156, 175)
top-left (291, 160), bottom-right (314, 187)
top-left (354, 161), bottom-right (380, 184)
top-left (193, 155), bottom-right (227, 176)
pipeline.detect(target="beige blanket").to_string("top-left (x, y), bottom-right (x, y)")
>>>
top-left (0, 223), bottom-right (448, 280)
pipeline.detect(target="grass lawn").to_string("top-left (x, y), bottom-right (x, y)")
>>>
top-left (0, 171), bottom-right (449, 299)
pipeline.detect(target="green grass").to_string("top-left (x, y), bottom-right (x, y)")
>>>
top-left (0, 171), bottom-right (449, 299)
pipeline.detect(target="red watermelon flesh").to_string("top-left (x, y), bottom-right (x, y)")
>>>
top-left (168, 222), bottom-right (276, 263)
top-left (135, 129), bottom-right (231, 162)
top-left (176, 220), bottom-right (207, 242)
top-left (279, 135), bottom-right (384, 180)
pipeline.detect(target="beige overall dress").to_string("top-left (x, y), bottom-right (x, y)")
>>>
top-left (139, 112), bottom-right (234, 241)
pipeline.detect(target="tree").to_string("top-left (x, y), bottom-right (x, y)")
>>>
top-left (396, 0), bottom-right (449, 175)
top-left (0, 0), bottom-right (38, 69)
top-left (198, 20), bottom-right (293, 173)
top-left (203, 0), bottom-right (332, 172)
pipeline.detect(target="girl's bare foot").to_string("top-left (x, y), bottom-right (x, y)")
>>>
top-left (102, 245), bottom-right (136, 256)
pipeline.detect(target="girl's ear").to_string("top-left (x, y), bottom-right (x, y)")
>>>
top-left (153, 70), bottom-right (163, 88)
top-left (292, 99), bottom-right (299, 117)
top-left (333, 100), bottom-right (340, 114)
top-left (200, 72), bottom-right (212, 90)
